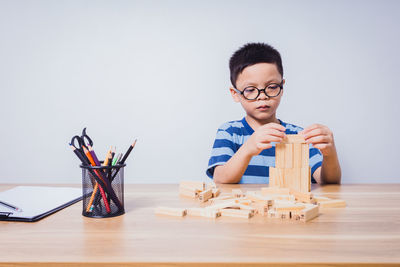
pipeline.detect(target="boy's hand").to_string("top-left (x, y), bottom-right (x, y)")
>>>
top-left (244, 123), bottom-right (286, 156)
top-left (300, 124), bottom-right (336, 157)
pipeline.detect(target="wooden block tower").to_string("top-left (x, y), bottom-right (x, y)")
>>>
top-left (269, 134), bottom-right (311, 192)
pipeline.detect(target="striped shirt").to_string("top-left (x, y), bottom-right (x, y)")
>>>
top-left (206, 117), bottom-right (323, 184)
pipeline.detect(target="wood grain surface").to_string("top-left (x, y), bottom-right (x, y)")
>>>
top-left (0, 183), bottom-right (399, 266)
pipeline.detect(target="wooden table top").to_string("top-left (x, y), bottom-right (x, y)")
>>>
top-left (0, 183), bottom-right (399, 266)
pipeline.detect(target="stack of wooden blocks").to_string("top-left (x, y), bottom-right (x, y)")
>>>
top-left (269, 134), bottom-right (311, 193)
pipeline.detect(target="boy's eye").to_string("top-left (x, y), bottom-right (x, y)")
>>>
top-left (267, 84), bottom-right (279, 90)
top-left (244, 87), bottom-right (257, 93)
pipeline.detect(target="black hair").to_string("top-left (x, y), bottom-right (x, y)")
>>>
top-left (229, 42), bottom-right (283, 88)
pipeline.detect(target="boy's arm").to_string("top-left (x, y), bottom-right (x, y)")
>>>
top-left (213, 123), bottom-right (286, 184)
top-left (300, 124), bottom-right (341, 184)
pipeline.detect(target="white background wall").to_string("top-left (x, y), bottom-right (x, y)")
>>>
top-left (0, 0), bottom-right (399, 184)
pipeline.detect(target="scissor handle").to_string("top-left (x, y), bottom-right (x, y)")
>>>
top-left (70, 135), bottom-right (84, 151)
top-left (81, 127), bottom-right (93, 148)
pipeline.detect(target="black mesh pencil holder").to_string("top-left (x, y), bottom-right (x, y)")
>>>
top-left (80, 163), bottom-right (125, 218)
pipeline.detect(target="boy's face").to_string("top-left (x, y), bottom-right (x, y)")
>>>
top-left (230, 63), bottom-right (284, 124)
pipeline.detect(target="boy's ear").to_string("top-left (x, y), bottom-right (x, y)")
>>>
top-left (230, 87), bottom-right (241, 103)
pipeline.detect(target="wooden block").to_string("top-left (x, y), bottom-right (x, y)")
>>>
top-left (186, 208), bottom-right (221, 218)
top-left (237, 204), bottom-right (257, 212)
top-left (319, 199), bottom-right (346, 208)
top-left (276, 168), bottom-right (285, 188)
top-left (179, 181), bottom-right (205, 191)
top-left (293, 143), bottom-right (303, 168)
top-left (271, 194), bottom-right (295, 201)
top-left (155, 207), bottom-right (187, 217)
top-left (221, 208), bottom-right (254, 219)
top-left (284, 168), bottom-right (302, 192)
top-left (208, 195), bottom-right (234, 205)
top-left (290, 188), bottom-right (315, 204)
top-left (268, 167), bottom-right (277, 187)
top-left (207, 199), bottom-right (237, 210)
top-left (282, 134), bottom-right (306, 144)
top-left (268, 208), bottom-right (291, 219)
top-left (267, 209), bottom-right (278, 218)
top-left (253, 202), bottom-right (269, 216)
top-left (206, 181), bottom-right (217, 190)
top-left (236, 198), bottom-right (252, 205)
top-left (301, 144), bottom-right (309, 167)
top-left (313, 196), bottom-right (332, 203)
top-left (261, 187), bottom-right (290, 195)
top-left (274, 202), bottom-right (305, 212)
top-left (232, 189), bottom-right (244, 198)
top-left (293, 204), bottom-right (319, 222)
top-left (277, 210), bottom-right (291, 219)
top-left (198, 188), bottom-right (213, 202)
top-left (211, 188), bottom-right (221, 198)
top-left (300, 167), bottom-right (311, 193)
top-left (275, 144), bottom-right (286, 168)
top-left (246, 191), bottom-right (274, 206)
top-left (284, 144), bottom-right (293, 168)
top-left (179, 187), bottom-right (199, 198)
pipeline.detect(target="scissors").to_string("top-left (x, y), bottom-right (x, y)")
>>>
top-left (70, 127), bottom-right (94, 155)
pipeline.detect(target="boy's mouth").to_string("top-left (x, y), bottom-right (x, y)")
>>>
top-left (257, 105), bottom-right (270, 111)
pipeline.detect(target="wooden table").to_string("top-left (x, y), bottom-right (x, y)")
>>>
top-left (0, 183), bottom-right (399, 266)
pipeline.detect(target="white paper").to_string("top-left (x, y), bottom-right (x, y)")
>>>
top-left (0, 186), bottom-right (82, 219)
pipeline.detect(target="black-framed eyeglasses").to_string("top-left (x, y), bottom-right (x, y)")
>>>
top-left (233, 82), bottom-right (283, 100)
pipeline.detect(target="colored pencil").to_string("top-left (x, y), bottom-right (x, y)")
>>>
top-left (83, 146), bottom-right (111, 213)
top-left (86, 148), bottom-right (112, 212)
top-left (120, 139), bottom-right (137, 164)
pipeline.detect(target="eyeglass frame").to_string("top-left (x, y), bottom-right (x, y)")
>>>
top-left (233, 81), bottom-right (284, 100)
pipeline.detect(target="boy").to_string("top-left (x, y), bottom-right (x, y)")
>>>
top-left (206, 43), bottom-right (341, 184)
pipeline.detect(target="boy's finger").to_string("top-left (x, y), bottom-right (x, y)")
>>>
top-left (261, 135), bottom-right (284, 143)
top-left (263, 128), bottom-right (286, 138)
top-left (300, 124), bottom-right (322, 135)
top-left (262, 123), bottom-right (286, 132)
top-left (303, 128), bottom-right (325, 140)
top-left (305, 135), bottom-right (328, 145)
top-left (256, 143), bottom-right (273, 151)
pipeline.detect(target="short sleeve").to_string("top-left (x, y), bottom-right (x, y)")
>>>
top-left (206, 125), bottom-right (237, 179)
top-left (309, 145), bottom-right (323, 183)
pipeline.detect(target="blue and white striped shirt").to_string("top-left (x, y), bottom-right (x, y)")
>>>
top-left (206, 117), bottom-right (323, 184)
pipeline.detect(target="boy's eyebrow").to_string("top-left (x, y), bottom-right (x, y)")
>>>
top-left (242, 78), bottom-right (282, 88)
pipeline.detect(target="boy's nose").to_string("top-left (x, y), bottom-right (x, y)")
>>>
top-left (257, 90), bottom-right (269, 100)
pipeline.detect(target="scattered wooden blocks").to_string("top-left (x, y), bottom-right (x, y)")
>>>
top-left (157, 182), bottom-right (345, 222)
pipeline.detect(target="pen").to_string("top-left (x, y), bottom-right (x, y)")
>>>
top-left (0, 201), bottom-right (23, 212)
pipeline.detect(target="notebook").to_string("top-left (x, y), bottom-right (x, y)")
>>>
top-left (0, 186), bottom-right (82, 222)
